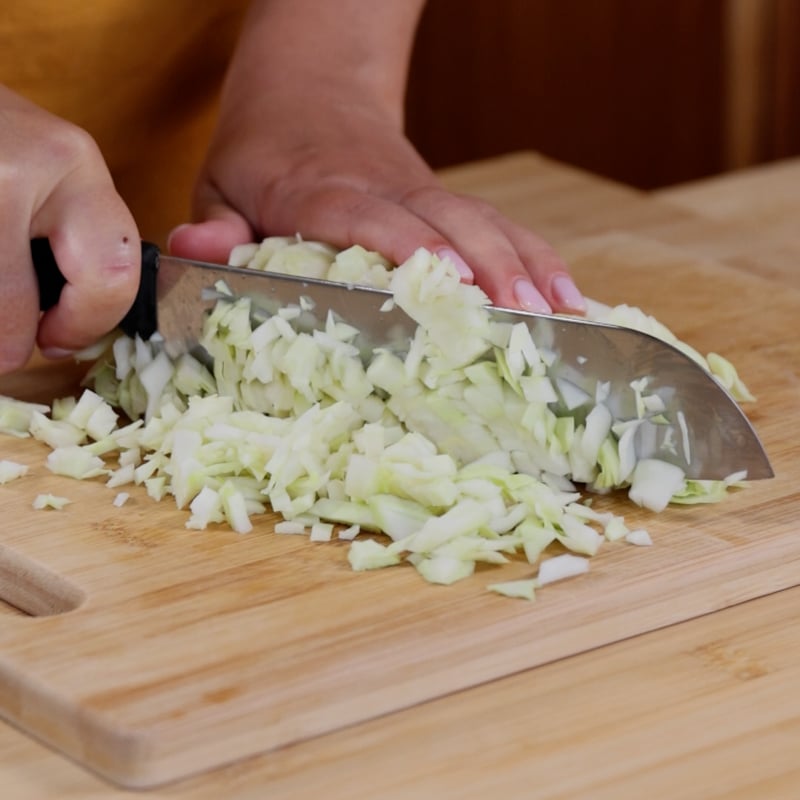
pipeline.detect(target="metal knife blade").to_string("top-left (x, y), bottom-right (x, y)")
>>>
top-left (32, 239), bottom-right (773, 481)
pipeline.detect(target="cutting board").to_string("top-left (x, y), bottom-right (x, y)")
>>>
top-left (0, 232), bottom-right (797, 789)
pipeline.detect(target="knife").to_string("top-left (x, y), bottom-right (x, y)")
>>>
top-left (31, 238), bottom-right (773, 481)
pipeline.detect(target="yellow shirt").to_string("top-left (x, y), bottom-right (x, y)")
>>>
top-left (1, 1), bottom-right (250, 246)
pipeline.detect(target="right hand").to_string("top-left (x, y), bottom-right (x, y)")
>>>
top-left (0, 85), bottom-right (141, 374)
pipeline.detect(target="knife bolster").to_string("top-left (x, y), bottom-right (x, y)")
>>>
top-left (119, 241), bottom-right (160, 340)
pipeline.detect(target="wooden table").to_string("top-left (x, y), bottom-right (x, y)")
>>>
top-left (2, 153), bottom-right (799, 798)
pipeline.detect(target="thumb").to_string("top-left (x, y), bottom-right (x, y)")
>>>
top-left (167, 201), bottom-right (254, 264)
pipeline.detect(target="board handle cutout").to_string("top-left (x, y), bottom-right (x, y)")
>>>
top-left (0, 544), bottom-right (85, 616)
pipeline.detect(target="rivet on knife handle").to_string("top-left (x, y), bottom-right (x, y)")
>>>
top-left (31, 237), bottom-right (161, 341)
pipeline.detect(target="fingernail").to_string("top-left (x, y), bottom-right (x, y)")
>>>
top-left (40, 348), bottom-right (75, 361)
top-left (551, 275), bottom-right (586, 313)
top-left (166, 223), bottom-right (191, 251)
top-left (437, 248), bottom-right (474, 283)
top-left (513, 279), bottom-right (552, 314)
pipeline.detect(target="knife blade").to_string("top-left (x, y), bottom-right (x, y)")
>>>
top-left (32, 238), bottom-right (773, 481)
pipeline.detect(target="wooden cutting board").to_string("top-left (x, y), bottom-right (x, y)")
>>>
top-left (0, 231), bottom-right (797, 789)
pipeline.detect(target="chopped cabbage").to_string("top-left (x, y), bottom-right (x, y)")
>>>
top-left (3, 237), bottom-right (757, 599)
top-left (32, 493), bottom-right (71, 510)
top-left (0, 459), bottom-right (29, 484)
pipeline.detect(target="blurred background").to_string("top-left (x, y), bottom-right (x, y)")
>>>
top-left (405, 0), bottom-right (800, 189)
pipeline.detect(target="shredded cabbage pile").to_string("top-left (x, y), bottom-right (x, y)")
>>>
top-left (1, 237), bottom-right (754, 599)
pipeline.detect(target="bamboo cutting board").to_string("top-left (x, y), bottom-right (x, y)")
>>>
top-left (0, 232), bottom-right (797, 789)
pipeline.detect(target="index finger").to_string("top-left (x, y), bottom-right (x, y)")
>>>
top-left (34, 185), bottom-right (141, 355)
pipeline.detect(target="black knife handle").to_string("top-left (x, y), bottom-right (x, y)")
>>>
top-left (31, 237), bottom-right (161, 340)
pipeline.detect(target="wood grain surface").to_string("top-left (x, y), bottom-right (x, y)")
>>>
top-left (0, 154), bottom-right (798, 796)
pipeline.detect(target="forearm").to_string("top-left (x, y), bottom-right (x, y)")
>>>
top-left (224, 0), bottom-right (428, 124)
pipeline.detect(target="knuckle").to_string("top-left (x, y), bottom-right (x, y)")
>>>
top-left (401, 184), bottom-right (497, 220)
top-left (43, 120), bottom-right (102, 169)
top-left (399, 184), bottom-right (448, 209)
top-left (0, 110), bottom-right (103, 194)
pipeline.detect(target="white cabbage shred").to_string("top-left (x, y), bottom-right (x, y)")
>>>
top-left (2, 236), bottom-right (755, 599)
top-left (0, 459), bottom-right (29, 484)
top-left (32, 493), bottom-right (71, 510)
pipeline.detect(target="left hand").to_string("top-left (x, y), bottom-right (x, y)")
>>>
top-left (167, 1), bottom-right (585, 316)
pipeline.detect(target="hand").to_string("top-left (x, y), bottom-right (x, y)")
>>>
top-left (168, 0), bottom-right (585, 316)
top-left (169, 98), bottom-right (585, 315)
top-left (0, 86), bottom-right (140, 374)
